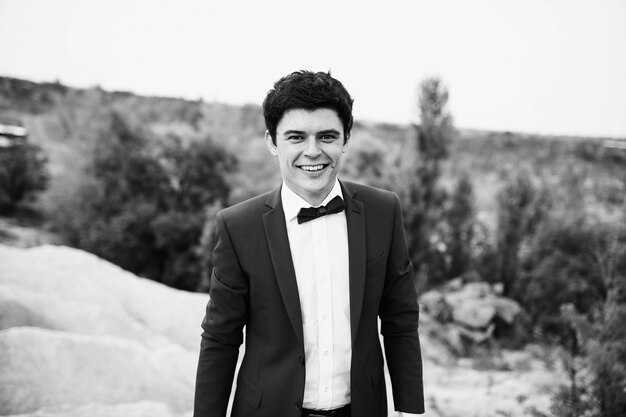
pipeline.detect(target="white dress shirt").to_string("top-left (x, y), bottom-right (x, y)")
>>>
top-left (281, 180), bottom-right (351, 410)
top-left (281, 181), bottom-right (421, 417)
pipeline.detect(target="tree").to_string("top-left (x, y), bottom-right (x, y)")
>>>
top-left (444, 177), bottom-right (476, 279)
top-left (0, 143), bottom-right (49, 211)
top-left (55, 111), bottom-right (237, 291)
top-left (587, 226), bottom-right (626, 416)
top-left (546, 224), bottom-right (626, 417)
top-left (400, 77), bottom-right (454, 289)
top-left (495, 170), bottom-right (550, 297)
top-left (150, 136), bottom-right (235, 289)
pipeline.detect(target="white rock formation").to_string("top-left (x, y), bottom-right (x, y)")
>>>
top-left (0, 244), bottom-right (561, 417)
top-left (0, 244), bottom-right (207, 416)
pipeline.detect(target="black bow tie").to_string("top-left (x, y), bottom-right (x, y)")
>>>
top-left (297, 195), bottom-right (345, 224)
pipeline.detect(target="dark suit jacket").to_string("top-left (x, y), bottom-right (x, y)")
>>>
top-left (194, 181), bottom-right (424, 417)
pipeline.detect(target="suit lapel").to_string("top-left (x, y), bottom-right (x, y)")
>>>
top-left (341, 181), bottom-right (366, 345)
top-left (263, 186), bottom-right (304, 344)
top-left (262, 182), bottom-right (367, 347)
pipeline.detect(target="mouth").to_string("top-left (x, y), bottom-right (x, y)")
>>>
top-left (297, 163), bottom-right (330, 173)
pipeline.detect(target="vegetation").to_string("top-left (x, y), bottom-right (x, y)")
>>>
top-left (0, 143), bottom-right (49, 212)
top-left (52, 111), bottom-right (236, 291)
top-left (527, 221), bottom-right (626, 417)
top-left (495, 170), bottom-right (551, 297)
top-left (401, 78), bottom-right (454, 289)
top-left (1, 75), bottom-right (625, 412)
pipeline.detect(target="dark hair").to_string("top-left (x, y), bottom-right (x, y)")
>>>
top-left (263, 70), bottom-right (354, 145)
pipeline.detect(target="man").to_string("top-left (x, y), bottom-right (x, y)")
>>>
top-left (194, 70), bottom-right (424, 417)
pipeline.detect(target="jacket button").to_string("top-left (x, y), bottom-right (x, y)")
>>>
top-left (294, 401), bottom-right (302, 411)
top-left (299, 356), bottom-right (305, 365)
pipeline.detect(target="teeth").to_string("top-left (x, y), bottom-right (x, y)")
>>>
top-left (301, 164), bottom-right (325, 172)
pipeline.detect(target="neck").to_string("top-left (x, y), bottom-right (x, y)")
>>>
top-left (284, 181), bottom-right (337, 207)
top-left (301, 190), bottom-right (330, 207)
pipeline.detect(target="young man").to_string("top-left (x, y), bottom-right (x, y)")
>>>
top-left (194, 71), bottom-right (424, 417)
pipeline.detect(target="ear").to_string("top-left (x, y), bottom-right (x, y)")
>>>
top-left (265, 131), bottom-right (278, 156)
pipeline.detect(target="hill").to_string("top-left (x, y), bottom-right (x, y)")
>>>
top-left (1, 75), bottom-right (624, 230)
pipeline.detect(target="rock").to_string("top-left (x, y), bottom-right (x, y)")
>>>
top-left (420, 279), bottom-right (526, 356)
top-left (0, 327), bottom-right (196, 415)
top-left (438, 281), bottom-right (522, 330)
top-left (6, 401), bottom-right (189, 417)
top-left (0, 245), bottom-right (207, 415)
top-left (419, 290), bottom-right (453, 322)
top-left (491, 296), bottom-right (522, 324)
top-left (444, 281), bottom-right (492, 305)
top-left (492, 282), bottom-right (504, 295)
top-left (458, 323), bottom-right (495, 344)
top-left (418, 314), bottom-right (459, 364)
top-left (441, 324), bottom-right (465, 356)
top-left (452, 300), bottom-right (496, 329)
top-left (0, 245), bottom-right (208, 350)
top-left (443, 277), bottom-right (464, 291)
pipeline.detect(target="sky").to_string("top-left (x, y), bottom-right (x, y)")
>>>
top-left (0, 0), bottom-right (625, 138)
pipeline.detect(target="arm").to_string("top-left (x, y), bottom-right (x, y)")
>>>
top-left (194, 212), bottom-right (249, 417)
top-left (379, 194), bottom-right (425, 415)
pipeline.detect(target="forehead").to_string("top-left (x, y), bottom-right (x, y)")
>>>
top-left (276, 108), bottom-right (343, 133)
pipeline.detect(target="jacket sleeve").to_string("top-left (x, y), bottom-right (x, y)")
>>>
top-left (194, 211), bottom-right (249, 417)
top-left (379, 194), bottom-right (425, 414)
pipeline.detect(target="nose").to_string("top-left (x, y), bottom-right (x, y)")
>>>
top-left (303, 137), bottom-right (321, 158)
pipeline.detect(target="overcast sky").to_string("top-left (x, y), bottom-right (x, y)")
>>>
top-left (1, 0), bottom-right (625, 137)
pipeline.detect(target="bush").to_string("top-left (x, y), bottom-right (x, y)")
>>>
top-left (54, 112), bottom-right (237, 291)
top-left (443, 176), bottom-right (476, 279)
top-left (516, 218), bottom-right (621, 339)
top-left (546, 226), bottom-right (626, 417)
top-left (495, 170), bottom-right (551, 297)
top-left (0, 143), bottom-right (49, 211)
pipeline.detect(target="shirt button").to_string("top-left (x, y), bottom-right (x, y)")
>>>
top-left (324, 386), bottom-right (329, 392)
top-left (323, 350), bottom-right (329, 356)
top-left (322, 313), bottom-right (327, 320)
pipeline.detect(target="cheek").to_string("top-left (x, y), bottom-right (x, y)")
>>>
top-left (281, 154), bottom-right (297, 168)
top-left (331, 148), bottom-right (345, 161)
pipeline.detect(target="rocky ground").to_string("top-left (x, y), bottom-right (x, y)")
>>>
top-left (0, 240), bottom-right (563, 417)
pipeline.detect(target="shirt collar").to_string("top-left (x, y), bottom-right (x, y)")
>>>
top-left (281, 179), bottom-right (344, 223)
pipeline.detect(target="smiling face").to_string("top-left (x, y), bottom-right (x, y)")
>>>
top-left (266, 108), bottom-right (348, 206)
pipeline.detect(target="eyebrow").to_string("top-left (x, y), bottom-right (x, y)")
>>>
top-left (318, 129), bottom-right (341, 136)
top-left (281, 129), bottom-right (341, 136)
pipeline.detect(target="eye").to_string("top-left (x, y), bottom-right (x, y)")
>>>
top-left (287, 135), bottom-right (305, 142)
top-left (319, 134), bottom-right (338, 142)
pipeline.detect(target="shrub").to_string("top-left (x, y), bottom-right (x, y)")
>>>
top-left (546, 226), bottom-right (626, 417)
top-left (495, 170), bottom-right (551, 297)
top-left (54, 112), bottom-right (236, 291)
top-left (443, 176), bottom-right (476, 279)
top-left (517, 218), bottom-right (618, 338)
top-left (0, 143), bottom-right (49, 211)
